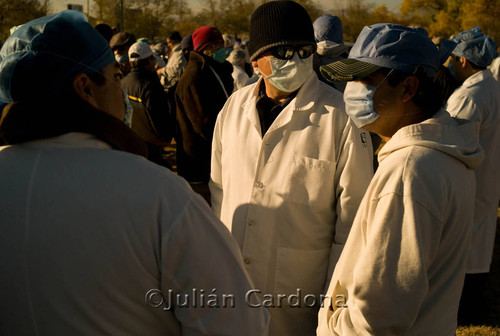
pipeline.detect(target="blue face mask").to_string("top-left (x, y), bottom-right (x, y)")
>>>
top-left (212, 48), bottom-right (226, 63)
top-left (447, 61), bottom-right (459, 81)
top-left (343, 69), bottom-right (393, 128)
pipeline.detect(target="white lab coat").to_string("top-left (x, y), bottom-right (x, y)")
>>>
top-left (317, 113), bottom-right (484, 336)
top-left (163, 43), bottom-right (187, 90)
top-left (210, 73), bottom-right (373, 335)
top-left (445, 69), bottom-right (500, 273)
top-left (231, 64), bottom-right (250, 92)
top-left (0, 133), bottom-right (269, 335)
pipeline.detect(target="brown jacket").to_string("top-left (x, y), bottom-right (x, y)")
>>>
top-left (175, 51), bottom-right (233, 182)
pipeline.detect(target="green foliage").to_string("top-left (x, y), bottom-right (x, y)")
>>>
top-left (0, 0), bottom-right (47, 43)
top-left (13, 0), bottom-right (495, 51)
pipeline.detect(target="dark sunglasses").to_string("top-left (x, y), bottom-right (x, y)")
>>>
top-left (268, 45), bottom-right (316, 60)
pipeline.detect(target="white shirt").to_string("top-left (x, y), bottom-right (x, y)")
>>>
top-left (231, 64), bottom-right (250, 91)
top-left (210, 73), bottom-right (373, 335)
top-left (445, 69), bottom-right (500, 273)
top-left (0, 133), bottom-right (269, 335)
top-left (163, 43), bottom-right (187, 90)
top-left (317, 114), bottom-right (484, 336)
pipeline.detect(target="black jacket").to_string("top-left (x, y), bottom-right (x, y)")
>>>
top-left (122, 68), bottom-right (173, 143)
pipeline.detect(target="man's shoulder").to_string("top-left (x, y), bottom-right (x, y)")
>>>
top-left (75, 148), bottom-right (195, 204)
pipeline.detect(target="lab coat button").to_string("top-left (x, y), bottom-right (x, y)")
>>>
top-left (248, 220), bottom-right (255, 226)
top-left (254, 181), bottom-right (264, 189)
top-left (244, 258), bottom-right (251, 265)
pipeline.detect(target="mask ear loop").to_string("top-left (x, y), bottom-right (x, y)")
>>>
top-left (375, 68), bottom-right (394, 89)
top-left (375, 68), bottom-right (430, 119)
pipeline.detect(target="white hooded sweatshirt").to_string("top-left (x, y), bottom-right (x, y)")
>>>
top-left (317, 113), bottom-right (484, 336)
top-left (445, 69), bottom-right (500, 273)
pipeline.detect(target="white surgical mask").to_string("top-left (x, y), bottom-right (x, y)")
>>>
top-left (343, 82), bottom-right (379, 128)
top-left (263, 54), bottom-right (313, 92)
top-left (343, 69), bottom-right (393, 128)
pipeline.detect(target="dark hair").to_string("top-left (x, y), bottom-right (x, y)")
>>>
top-left (87, 71), bottom-right (107, 86)
top-left (168, 31), bottom-right (182, 43)
top-left (130, 56), bottom-right (153, 70)
top-left (94, 23), bottom-right (114, 43)
top-left (433, 66), bottom-right (460, 106)
top-left (380, 67), bottom-right (444, 118)
top-left (453, 54), bottom-right (486, 70)
top-left (468, 60), bottom-right (487, 70)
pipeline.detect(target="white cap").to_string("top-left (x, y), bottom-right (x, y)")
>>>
top-left (128, 42), bottom-right (153, 60)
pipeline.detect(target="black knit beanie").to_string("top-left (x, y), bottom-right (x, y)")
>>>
top-left (248, 1), bottom-right (315, 61)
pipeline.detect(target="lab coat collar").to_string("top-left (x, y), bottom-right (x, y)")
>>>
top-left (243, 72), bottom-right (319, 137)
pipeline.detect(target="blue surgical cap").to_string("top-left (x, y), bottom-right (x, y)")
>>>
top-left (0, 10), bottom-right (115, 103)
top-left (349, 23), bottom-right (440, 75)
top-left (313, 14), bottom-right (343, 43)
top-left (452, 26), bottom-right (497, 67)
top-left (438, 39), bottom-right (458, 64)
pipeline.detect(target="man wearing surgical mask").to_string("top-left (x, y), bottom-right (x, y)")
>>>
top-left (175, 26), bottom-right (233, 203)
top-left (317, 24), bottom-right (485, 335)
top-left (209, 2), bottom-right (373, 334)
top-left (444, 27), bottom-right (500, 326)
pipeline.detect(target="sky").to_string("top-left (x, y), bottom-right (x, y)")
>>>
top-left (50, 0), bottom-right (404, 16)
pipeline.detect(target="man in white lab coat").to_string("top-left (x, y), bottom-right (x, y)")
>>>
top-left (445, 26), bottom-right (500, 326)
top-left (209, 1), bottom-right (373, 334)
top-left (317, 23), bottom-right (484, 335)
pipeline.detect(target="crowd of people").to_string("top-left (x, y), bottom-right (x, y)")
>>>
top-left (0, 1), bottom-right (499, 335)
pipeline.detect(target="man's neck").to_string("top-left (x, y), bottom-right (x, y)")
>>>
top-left (263, 78), bottom-right (295, 104)
top-left (460, 64), bottom-right (482, 83)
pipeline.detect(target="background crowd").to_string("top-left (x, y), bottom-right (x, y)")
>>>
top-left (0, 0), bottom-right (499, 335)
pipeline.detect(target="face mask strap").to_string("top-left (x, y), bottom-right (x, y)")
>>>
top-left (375, 68), bottom-right (395, 89)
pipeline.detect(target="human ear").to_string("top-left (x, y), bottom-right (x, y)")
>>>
top-left (401, 76), bottom-right (419, 103)
top-left (73, 73), bottom-right (98, 108)
top-left (459, 56), bottom-right (468, 69)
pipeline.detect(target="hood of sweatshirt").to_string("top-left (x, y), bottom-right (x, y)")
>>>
top-left (316, 40), bottom-right (350, 58)
top-left (378, 111), bottom-right (484, 170)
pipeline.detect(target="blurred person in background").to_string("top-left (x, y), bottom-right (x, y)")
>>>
top-left (180, 33), bottom-right (193, 65)
top-left (227, 48), bottom-right (250, 91)
top-left (445, 26), bottom-right (500, 326)
top-left (122, 42), bottom-right (174, 168)
top-left (158, 31), bottom-right (187, 93)
top-left (94, 23), bottom-right (113, 43)
top-left (312, 14), bottom-right (349, 93)
top-left (110, 31), bottom-right (136, 75)
top-left (175, 26), bottom-right (233, 203)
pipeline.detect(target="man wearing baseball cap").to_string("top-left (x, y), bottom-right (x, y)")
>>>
top-left (444, 27), bottom-right (500, 326)
top-left (122, 41), bottom-right (174, 167)
top-left (317, 24), bottom-right (484, 335)
top-left (0, 11), bottom-right (269, 335)
top-left (209, 1), bottom-right (373, 334)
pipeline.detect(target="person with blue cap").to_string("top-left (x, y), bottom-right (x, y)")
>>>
top-left (317, 23), bottom-right (484, 335)
top-left (0, 10), bottom-right (270, 335)
top-left (312, 14), bottom-right (349, 93)
top-left (444, 26), bottom-right (500, 326)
